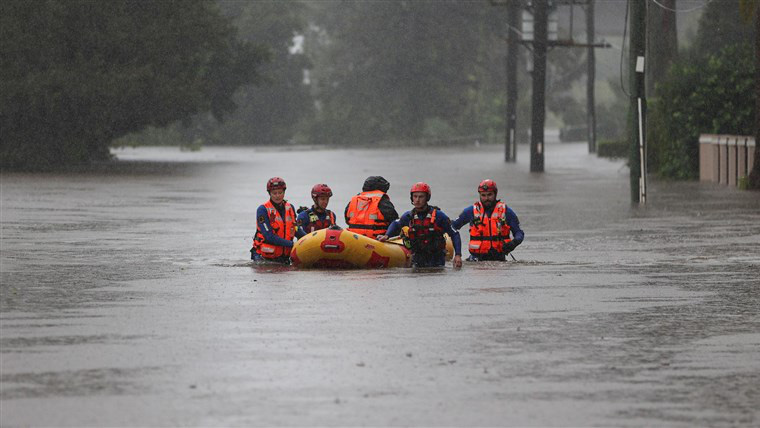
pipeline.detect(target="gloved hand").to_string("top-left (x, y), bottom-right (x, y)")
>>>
top-left (297, 206), bottom-right (308, 214)
top-left (503, 240), bottom-right (518, 254)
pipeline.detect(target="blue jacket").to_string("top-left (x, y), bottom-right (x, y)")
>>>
top-left (295, 208), bottom-right (336, 239)
top-left (386, 207), bottom-right (462, 256)
top-left (255, 203), bottom-right (294, 248)
top-left (452, 203), bottom-right (524, 245)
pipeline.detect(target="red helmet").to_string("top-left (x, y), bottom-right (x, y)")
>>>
top-left (410, 182), bottom-right (431, 202)
top-left (478, 179), bottom-right (497, 195)
top-left (266, 177), bottom-right (286, 192)
top-left (311, 183), bottom-right (332, 199)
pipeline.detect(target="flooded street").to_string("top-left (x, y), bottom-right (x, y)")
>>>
top-left (2, 142), bottom-right (759, 426)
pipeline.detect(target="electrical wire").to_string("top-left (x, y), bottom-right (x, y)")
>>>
top-left (649, 0), bottom-right (713, 13)
top-left (619, 0), bottom-right (631, 97)
top-left (506, 24), bottom-right (525, 39)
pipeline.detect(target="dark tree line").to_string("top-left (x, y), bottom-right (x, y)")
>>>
top-left (646, 1), bottom-right (757, 181)
top-left (183, 0), bottom-right (314, 146)
top-left (301, 1), bottom-right (510, 145)
top-left (748, 1), bottom-right (760, 189)
top-left (3, 0), bottom-right (756, 186)
top-left (0, 0), bottom-right (600, 169)
top-left (1, 0), bottom-right (267, 169)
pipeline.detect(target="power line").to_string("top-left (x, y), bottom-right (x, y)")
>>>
top-left (649, 0), bottom-right (713, 13)
top-left (506, 24), bottom-right (525, 38)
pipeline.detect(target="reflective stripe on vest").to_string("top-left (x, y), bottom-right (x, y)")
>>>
top-left (346, 191), bottom-right (389, 238)
top-left (253, 200), bottom-right (296, 259)
top-left (468, 201), bottom-right (511, 254)
top-left (346, 224), bottom-right (388, 230)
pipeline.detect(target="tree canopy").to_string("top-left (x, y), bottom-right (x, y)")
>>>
top-left (201, 0), bottom-right (314, 146)
top-left (2, 0), bottom-right (595, 166)
top-left (304, 1), bottom-right (508, 145)
top-left (647, 0), bottom-right (756, 179)
top-left (0, 0), bottom-right (268, 169)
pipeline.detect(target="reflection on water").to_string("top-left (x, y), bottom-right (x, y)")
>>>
top-left (1, 367), bottom-right (163, 400)
top-left (1, 144), bottom-right (759, 426)
top-left (249, 261), bottom-right (294, 275)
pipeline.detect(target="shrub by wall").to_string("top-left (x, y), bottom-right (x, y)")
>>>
top-left (647, 44), bottom-right (755, 179)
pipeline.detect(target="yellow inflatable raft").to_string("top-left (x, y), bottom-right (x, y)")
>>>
top-left (290, 227), bottom-right (453, 269)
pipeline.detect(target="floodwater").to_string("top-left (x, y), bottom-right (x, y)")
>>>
top-left (1, 142), bottom-right (759, 427)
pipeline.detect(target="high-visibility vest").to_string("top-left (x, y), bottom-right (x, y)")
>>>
top-left (346, 191), bottom-right (389, 239)
top-left (253, 200), bottom-right (296, 259)
top-left (468, 201), bottom-right (511, 255)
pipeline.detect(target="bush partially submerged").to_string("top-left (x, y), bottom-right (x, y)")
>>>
top-left (597, 140), bottom-right (627, 159)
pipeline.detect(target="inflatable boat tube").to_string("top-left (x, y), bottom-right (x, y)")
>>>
top-left (290, 227), bottom-right (453, 269)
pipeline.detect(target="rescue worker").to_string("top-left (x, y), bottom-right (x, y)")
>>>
top-left (251, 177), bottom-right (297, 263)
top-left (378, 182), bottom-right (462, 269)
top-left (296, 183), bottom-right (337, 238)
top-left (344, 175), bottom-right (398, 239)
top-left (452, 179), bottom-right (524, 261)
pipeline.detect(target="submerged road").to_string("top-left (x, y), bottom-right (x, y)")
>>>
top-left (2, 143), bottom-right (759, 426)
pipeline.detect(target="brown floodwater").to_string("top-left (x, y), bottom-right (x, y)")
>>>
top-left (1, 143), bottom-right (759, 426)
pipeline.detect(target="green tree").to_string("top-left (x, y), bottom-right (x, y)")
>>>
top-left (741, 0), bottom-right (760, 189)
top-left (696, 0), bottom-right (755, 58)
top-left (181, 0), bottom-right (314, 146)
top-left (646, 0), bottom-right (677, 97)
top-left (646, 0), bottom-right (756, 179)
top-left (649, 44), bottom-right (755, 179)
top-left (545, 47), bottom-right (587, 127)
top-left (304, 1), bottom-right (507, 145)
top-left (0, 0), bottom-right (267, 169)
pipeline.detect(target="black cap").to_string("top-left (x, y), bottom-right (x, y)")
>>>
top-left (362, 176), bottom-right (390, 192)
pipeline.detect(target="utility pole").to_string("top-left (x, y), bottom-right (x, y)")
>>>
top-left (505, 0), bottom-right (521, 162)
top-left (586, 0), bottom-right (596, 153)
top-left (629, 0), bottom-right (646, 204)
top-left (530, 0), bottom-right (548, 172)
top-left (500, 0), bottom-right (608, 169)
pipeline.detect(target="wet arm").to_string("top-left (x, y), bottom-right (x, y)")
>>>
top-left (437, 212), bottom-right (462, 256)
top-left (256, 205), bottom-right (294, 247)
top-left (506, 208), bottom-right (524, 245)
top-left (384, 212), bottom-right (410, 238)
top-left (295, 210), bottom-right (309, 239)
top-left (451, 206), bottom-right (474, 230)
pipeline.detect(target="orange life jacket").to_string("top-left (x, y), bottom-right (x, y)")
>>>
top-left (468, 201), bottom-right (511, 255)
top-left (253, 200), bottom-right (296, 259)
top-left (346, 191), bottom-right (389, 239)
